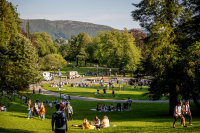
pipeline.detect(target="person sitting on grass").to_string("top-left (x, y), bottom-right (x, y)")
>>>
top-left (181, 100), bottom-right (193, 126)
top-left (83, 118), bottom-right (95, 130)
top-left (40, 102), bottom-right (45, 121)
top-left (116, 103), bottom-right (121, 111)
top-left (110, 104), bottom-right (115, 110)
top-left (173, 101), bottom-right (187, 128)
top-left (94, 116), bottom-right (101, 129)
top-left (96, 103), bottom-right (101, 111)
top-left (49, 102), bottom-right (52, 108)
top-left (101, 116), bottom-right (110, 128)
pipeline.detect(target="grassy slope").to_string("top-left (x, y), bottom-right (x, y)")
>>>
top-left (42, 83), bottom-right (150, 100)
top-left (0, 93), bottom-right (200, 133)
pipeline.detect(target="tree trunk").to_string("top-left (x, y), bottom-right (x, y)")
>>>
top-left (169, 82), bottom-right (177, 115)
top-left (85, 60), bottom-right (86, 67)
top-left (76, 61), bottom-right (78, 66)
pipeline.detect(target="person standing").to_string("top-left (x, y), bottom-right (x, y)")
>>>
top-left (67, 103), bottom-right (73, 121)
top-left (127, 97), bottom-right (132, 110)
top-left (116, 103), bottom-right (121, 111)
top-left (112, 89), bottom-right (115, 97)
top-left (173, 101), bottom-right (187, 128)
top-left (107, 84), bottom-right (109, 90)
top-left (103, 88), bottom-right (106, 97)
top-left (33, 102), bottom-right (40, 119)
top-left (60, 101), bottom-right (66, 112)
top-left (97, 88), bottom-right (100, 96)
top-left (40, 102), bottom-right (45, 120)
top-left (52, 104), bottom-right (68, 133)
top-left (27, 100), bottom-right (33, 119)
top-left (181, 100), bottom-right (193, 126)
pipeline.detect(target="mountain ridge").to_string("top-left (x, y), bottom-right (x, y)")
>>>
top-left (21, 19), bottom-right (118, 40)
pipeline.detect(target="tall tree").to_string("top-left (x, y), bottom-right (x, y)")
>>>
top-left (69, 32), bottom-right (92, 66)
top-left (132, 0), bottom-right (185, 114)
top-left (26, 20), bottom-right (31, 40)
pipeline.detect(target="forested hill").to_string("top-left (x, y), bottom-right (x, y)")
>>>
top-left (21, 19), bottom-right (116, 40)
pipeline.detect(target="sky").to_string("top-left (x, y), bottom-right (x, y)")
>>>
top-left (7, 0), bottom-right (142, 30)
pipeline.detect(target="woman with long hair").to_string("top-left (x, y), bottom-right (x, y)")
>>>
top-left (40, 102), bottom-right (45, 120)
top-left (94, 116), bottom-right (100, 129)
top-left (27, 100), bottom-right (33, 119)
top-left (33, 101), bottom-right (40, 119)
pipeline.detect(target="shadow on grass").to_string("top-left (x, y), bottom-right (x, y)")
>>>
top-left (0, 127), bottom-right (36, 133)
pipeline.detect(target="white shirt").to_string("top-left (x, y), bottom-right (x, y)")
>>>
top-left (174, 105), bottom-right (182, 116)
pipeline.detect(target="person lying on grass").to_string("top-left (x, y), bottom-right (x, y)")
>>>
top-left (173, 101), bottom-right (187, 128)
top-left (83, 118), bottom-right (96, 130)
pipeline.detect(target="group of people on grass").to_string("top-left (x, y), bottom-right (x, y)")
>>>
top-left (27, 99), bottom-right (46, 120)
top-left (72, 116), bottom-right (110, 130)
top-left (96, 97), bottom-right (132, 112)
top-left (173, 100), bottom-right (193, 128)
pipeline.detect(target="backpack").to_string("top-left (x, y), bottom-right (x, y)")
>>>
top-left (53, 112), bottom-right (65, 128)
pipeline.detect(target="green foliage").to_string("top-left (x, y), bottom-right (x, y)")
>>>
top-left (0, 0), bottom-right (22, 53)
top-left (39, 54), bottom-right (67, 69)
top-left (33, 31), bottom-right (58, 57)
top-left (94, 28), bottom-right (142, 73)
top-left (69, 32), bottom-right (92, 66)
top-left (26, 20), bottom-right (31, 39)
top-left (0, 34), bottom-right (41, 106)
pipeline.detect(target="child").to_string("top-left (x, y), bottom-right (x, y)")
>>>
top-left (40, 103), bottom-right (45, 120)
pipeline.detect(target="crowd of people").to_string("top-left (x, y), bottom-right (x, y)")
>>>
top-left (96, 97), bottom-right (132, 112)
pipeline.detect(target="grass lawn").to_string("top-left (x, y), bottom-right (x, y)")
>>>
top-left (0, 93), bottom-right (200, 133)
top-left (42, 83), bottom-right (151, 100)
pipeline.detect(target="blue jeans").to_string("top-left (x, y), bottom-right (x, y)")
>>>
top-left (28, 108), bottom-right (32, 118)
top-left (41, 114), bottom-right (45, 120)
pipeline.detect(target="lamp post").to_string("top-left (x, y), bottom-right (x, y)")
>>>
top-left (97, 65), bottom-right (98, 78)
top-left (58, 69), bottom-right (61, 98)
top-left (52, 66), bottom-right (54, 81)
top-left (110, 69), bottom-right (111, 82)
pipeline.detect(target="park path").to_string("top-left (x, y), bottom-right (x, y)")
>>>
top-left (29, 77), bottom-right (198, 103)
top-left (29, 77), bottom-right (170, 103)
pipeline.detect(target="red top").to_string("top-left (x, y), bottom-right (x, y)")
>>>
top-left (60, 103), bottom-right (66, 111)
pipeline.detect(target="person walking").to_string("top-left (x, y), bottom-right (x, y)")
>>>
top-left (173, 101), bottom-right (187, 128)
top-left (40, 102), bottom-right (45, 120)
top-left (181, 100), bottom-right (193, 126)
top-left (52, 104), bottom-right (68, 133)
top-left (67, 103), bottom-right (73, 121)
top-left (27, 100), bottom-right (33, 119)
top-left (60, 101), bottom-right (66, 112)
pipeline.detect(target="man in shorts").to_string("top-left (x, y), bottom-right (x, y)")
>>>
top-left (173, 101), bottom-right (187, 128)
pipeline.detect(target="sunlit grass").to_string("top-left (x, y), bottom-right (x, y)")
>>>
top-left (42, 83), bottom-right (150, 100)
top-left (0, 93), bottom-right (200, 133)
